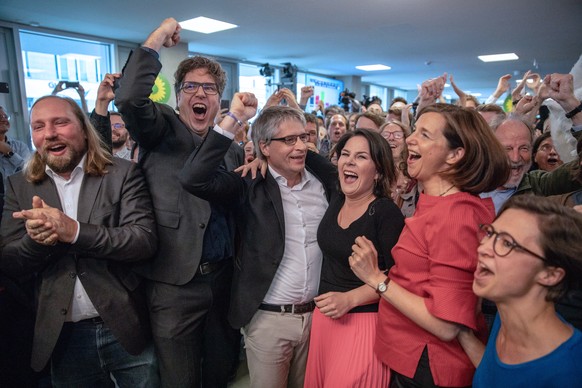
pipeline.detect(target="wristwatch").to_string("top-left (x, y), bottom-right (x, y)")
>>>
top-left (376, 276), bottom-right (390, 294)
top-left (4, 151), bottom-right (13, 158)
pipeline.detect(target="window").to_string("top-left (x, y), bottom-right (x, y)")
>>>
top-left (20, 30), bottom-right (112, 111)
top-left (368, 85), bottom-right (388, 111)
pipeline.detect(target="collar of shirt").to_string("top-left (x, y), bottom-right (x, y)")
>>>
top-left (45, 153), bottom-right (87, 182)
top-left (268, 165), bottom-right (310, 190)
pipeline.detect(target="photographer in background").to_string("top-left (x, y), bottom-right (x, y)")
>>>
top-left (339, 88), bottom-right (362, 113)
top-left (51, 80), bottom-right (88, 113)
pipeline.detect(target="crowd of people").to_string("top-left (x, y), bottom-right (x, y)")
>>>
top-left (1, 16), bottom-right (582, 388)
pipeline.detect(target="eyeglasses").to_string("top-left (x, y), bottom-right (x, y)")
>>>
top-left (180, 82), bottom-right (219, 95)
top-left (382, 131), bottom-right (404, 140)
top-left (270, 133), bottom-right (310, 146)
top-left (538, 144), bottom-right (556, 153)
top-left (0, 114), bottom-right (9, 121)
top-left (111, 123), bottom-right (125, 130)
top-left (478, 224), bottom-right (546, 261)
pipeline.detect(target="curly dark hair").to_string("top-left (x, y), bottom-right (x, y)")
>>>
top-left (174, 55), bottom-right (227, 97)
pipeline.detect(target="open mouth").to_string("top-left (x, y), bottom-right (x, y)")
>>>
top-left (192, 103), bottom-right (207, 119)
top-left (407, 150), bottom-right (421, 163)
top-left (474, 261), bottom-right (494, 279)
top-left (510, 164), bottom-right (524, 176)
top-left (290, 153), bottom-right (306, 163)
top-left (46, 143), bottom-right (66, 154)
top-left (343, 170), bottom-right (358, 184)
top-left (547, 157), bottom-right (559, 166)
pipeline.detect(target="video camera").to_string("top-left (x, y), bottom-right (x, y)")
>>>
top-left (339, 89), bottom-right (360, 112)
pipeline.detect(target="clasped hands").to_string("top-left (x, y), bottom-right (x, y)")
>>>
top-left (13, 195), bottom-right (78, 246)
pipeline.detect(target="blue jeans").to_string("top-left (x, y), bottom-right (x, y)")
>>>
top-left (50, 320), bottom-right (159, 388)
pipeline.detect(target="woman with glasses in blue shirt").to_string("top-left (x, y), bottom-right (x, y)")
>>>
top-left (458, 195), bottom-right (582, 387)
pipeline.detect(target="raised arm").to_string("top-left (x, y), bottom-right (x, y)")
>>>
top-left (115, 19), bottom-right (184, 150)
top-left (178, 92), bottom-right (257, 203)
top-left (90, 73), bottom-right (121, 151)
top-left (449, 74), bottom-right (467, 107)
top-left (143, 17), bottom-right (182, 52)
top-left (416, 73), bottom-right (447, 114)
top-left (486, 74), bottom-right (512, 104)
top-left (539, 73), bottom-right (582, 126)
top-left (299, 86), bottom-right (314, 109)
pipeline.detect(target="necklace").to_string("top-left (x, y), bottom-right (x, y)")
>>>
top-left (439, 184), bottom-right (456, 196)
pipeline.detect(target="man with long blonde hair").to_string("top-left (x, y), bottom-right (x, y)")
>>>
top-left (0, 95), bottom-right (159, 386)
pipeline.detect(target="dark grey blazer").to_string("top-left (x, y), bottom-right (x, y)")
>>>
top-left (179, 130), bottom-right (338, 329)
top-left (0, 159), bottom-right (157, 372)
top-left (115, 48), bottom-right (243, 285)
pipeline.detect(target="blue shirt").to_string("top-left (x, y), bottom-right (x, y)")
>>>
top-left (474, 314), bottom-right (582, 387)
top-left (0, 136), bottom-right (31, 188)
top-left (480, 188), bottom-right (516, 214)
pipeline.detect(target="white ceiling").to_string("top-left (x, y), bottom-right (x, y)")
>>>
top-left (1, 0), bottom-right (581, 101)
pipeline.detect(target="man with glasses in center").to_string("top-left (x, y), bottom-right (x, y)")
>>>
top-left (115, 17), bottom-right (243, 388)
top-left (179, 105), bottom-right (337, 388)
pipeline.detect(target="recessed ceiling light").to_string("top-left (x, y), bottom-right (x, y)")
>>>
top-left (355, 64), bottom-right (391, 71)
top-left (180, 17), bottom-right (238, 34)
top-left (478, 53), bottom-right (519, 62)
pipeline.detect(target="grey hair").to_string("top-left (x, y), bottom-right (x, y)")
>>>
top-left (251, 106), bottom-right (306, 160)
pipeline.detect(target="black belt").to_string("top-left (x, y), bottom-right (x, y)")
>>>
top-left (66, 316), bottom-right (104, 325)
top-left (259, 301), bottom-right (315, 314)
top-left (196, 259), bottom-right (229, 276)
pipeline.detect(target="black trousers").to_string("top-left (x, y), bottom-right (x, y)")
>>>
top-left (390, 347), bottom-right (471, 388)
top-left (146, 260), bottom-right (240, 388)
top-left (0, 273), bottom-right (44, 388)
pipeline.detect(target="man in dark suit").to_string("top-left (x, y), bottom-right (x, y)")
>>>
top-left (180, 104), bottom-right (338, 388)
top-left (115, 18), bottom-right (243, 388)
top-left (0, 95), bottom-right (158, 386)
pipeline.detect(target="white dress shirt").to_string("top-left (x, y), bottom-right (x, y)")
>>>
top-left (46, 154), bottom-right (99, 322)
top-left (263, 166), bottom-right (328, 305)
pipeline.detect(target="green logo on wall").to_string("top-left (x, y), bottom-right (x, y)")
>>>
top-left (149, 74), bottom-right (171, 103)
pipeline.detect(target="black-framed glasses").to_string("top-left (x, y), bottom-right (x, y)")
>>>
top-left (478, 224), bottom-right (546, 261)
top-left (0, 113), bottom-right (9, 121)
top-left (111, 123), bottom-right (125, 130)
top-left (270, 133), bottom-right (310, 146)
top-left (180, 82), bottom-right (219, 95)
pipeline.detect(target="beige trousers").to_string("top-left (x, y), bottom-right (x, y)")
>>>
top-left (242, 309), bottom-right (313, 388)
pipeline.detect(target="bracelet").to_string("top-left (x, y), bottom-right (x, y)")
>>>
top-left (565, 102), bottom-right (582, 119)
top-left (226, 112), bottom-right (243, 127)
